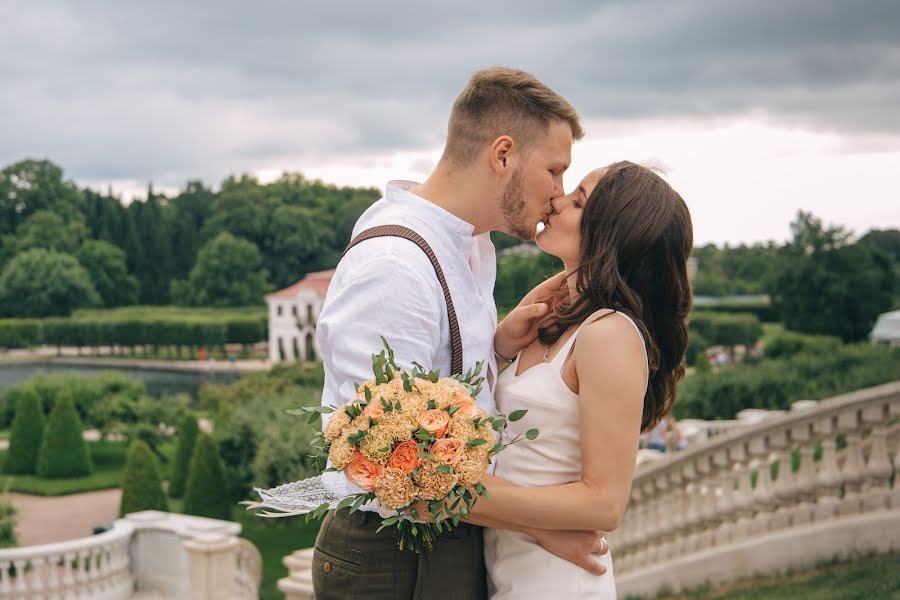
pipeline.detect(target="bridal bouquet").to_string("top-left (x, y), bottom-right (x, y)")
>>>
top-left (247, 338), bottom-right (538, 552)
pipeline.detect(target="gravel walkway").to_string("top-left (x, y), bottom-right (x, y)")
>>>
top-left (10, 488), bottom-right (122, 546)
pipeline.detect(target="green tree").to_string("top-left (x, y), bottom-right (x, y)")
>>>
top-left (168, 414), bottom-right (200, 498)
top-left (0, 249), bottom-right (101, 318)
top-left (171, 232), bottom-right (270, 307)
top-left (3, 387), bottom-right (45, 474)
top-left (0, 159), bottom-right (84, 236)
top-left (183, 432), bottom-right (232, 520)
top-left (13, 210), bottom-right (88, 254)
top-left (76, 240), bottom-right (140, 307)
top-left (36, 391), bottom-right (92, 478)
top-left (771, 212), bottom-right (895, 341)
top-left (119, 440), bottom-right (169, 516)
top-left (267, 205), bottom-right (335, 287)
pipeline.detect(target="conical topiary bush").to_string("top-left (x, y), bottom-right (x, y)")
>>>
top-left (183, 433), bottom-right (231, 520)
top-left (36, 391), bottom-right (92, 478)
top-left (3, 387), bottom-right (45, 475)
top-left (168, 413), bottom-right (200, 498)
top-left (119, 440), bottom-right (169, 516)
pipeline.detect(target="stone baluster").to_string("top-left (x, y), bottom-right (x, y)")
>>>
top-left (711, 450), bottom-right (732, 547)
top-left (861, 402), bottom-right (892, 512)
top-left (0, 559), bottom-right (9, 599)
top-left (636, 479), bottom-right (658, 566)
top-left (837, 410), bottom-right (865, 516)
top-left (29, 556), bottom-right (45, 599)
top-left (714, 450), bottom-right (738, 546)
top-left (628, 484), bottom-right (645, 571)
top-left (730, 443), bottom-right (755, 543)
top-left (13, 560), bottom-right (26, 596)
top-left (665, 469), bottom-right (686, 557)
top-left (649, 473), bottom-right (670, 563)
top-left (892, 400), bottom-right (900, 510)
top-left (749, 435), bottom-right (776, 536)
top-left (814, 416), bottom-right (842, 522)
top-left (768, 428), bottom-right (794, 531)
top-left (694, 456), bottom-right (717, 551)
top-left (680, 462), bottom-right (701, 553)
top-left (790, 421), bottom-right (817, 526)
top-left (61, 552), bottom-right (76, 593)
top-left (46, 552), bottom-right (61, 600)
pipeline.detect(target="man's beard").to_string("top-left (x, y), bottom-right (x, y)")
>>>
top-left (500, 166), bottom-right (533, 241)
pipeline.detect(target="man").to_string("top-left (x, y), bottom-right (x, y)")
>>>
top-left (313, 66), bottom-right (605, 599)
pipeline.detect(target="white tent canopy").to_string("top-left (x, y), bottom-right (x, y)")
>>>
top-left (870, 309), bottom-right (900, 346)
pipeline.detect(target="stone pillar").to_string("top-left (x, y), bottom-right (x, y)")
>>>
top-left (814, 417), bottom-right (842, 522)
top-left (183, 532), bottom-right (240, 600)
top-left (279, 548), bottom-right (316, 600)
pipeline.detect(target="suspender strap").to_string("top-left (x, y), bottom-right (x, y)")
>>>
top-left (342, 225), bottom-right (463, 376)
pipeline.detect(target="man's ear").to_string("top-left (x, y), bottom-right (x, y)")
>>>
top-left (490, 135), bottom-right (515, 174)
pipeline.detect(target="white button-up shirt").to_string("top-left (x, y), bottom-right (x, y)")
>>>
top-left (318, 181), bottom-right (499, 503)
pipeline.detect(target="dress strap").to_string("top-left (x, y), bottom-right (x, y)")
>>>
top-left (548, 309), bottom-right (616, 372)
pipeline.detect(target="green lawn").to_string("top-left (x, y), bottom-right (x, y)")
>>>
top-left (650, 552), bottom-right (900, 600)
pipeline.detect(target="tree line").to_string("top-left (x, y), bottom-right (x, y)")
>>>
top-left (1, 158), bottom-right (897, 343)
top-left (0, 159), bottom-right (380, 316)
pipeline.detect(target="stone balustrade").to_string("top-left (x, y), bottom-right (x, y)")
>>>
top-left (611, 381), bottom-right (900, 597)
top-left (0, 519), bottom-right (134, 600)
top-left (0, 511), bottom-right (261, 600)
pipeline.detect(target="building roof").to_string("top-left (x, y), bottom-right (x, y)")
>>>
top-left (266, 269), bottom-right (334, 300)
top-left (870, 309), bottom-right (900, 341)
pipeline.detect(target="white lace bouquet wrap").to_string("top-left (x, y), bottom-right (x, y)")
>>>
top-left (244, 338), bottom-right (538, 552)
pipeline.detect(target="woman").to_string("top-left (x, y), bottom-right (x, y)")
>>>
top-left (470, 160), bottom-right (693, 598)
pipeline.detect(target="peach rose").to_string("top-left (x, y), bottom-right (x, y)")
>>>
top-left (344, 450), bottom-right (383, 492)
top-left (387, 440), bottom-right (420, 473)
top-left (431, 438), bottom-right (464, 466)
top-left (363, 400), bottom-right (385, 422)
top-left (449, 393), bottom-right (479, 419)
top-left (417, 409), bottom-right (450, 438)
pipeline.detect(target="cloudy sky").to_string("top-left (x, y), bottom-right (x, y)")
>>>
top-left (2, 0), bottom-right (898, 245)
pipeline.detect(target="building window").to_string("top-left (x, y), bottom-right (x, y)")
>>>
top-left (307, 305), bottom-right (313, 324)
top-left (291, 305), bottom-right (298, 317)
top-left (277, 305), bottom-right (283, 316)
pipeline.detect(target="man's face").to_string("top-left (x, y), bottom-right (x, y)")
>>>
top-left (501, 120), bottom-right (573, 240)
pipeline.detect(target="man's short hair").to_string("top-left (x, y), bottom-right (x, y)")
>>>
top-left (443, 66), bottom-right (584, 167)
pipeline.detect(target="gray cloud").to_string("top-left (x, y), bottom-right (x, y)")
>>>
top-left (1, 0), bottom-right (898, 188)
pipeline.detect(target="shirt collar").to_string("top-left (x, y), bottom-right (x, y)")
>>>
top-left (384, 180), bottom-right (475, 240)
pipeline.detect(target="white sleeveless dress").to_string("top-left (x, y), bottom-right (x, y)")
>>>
top-left (484, 309), bottom-right (648, 600)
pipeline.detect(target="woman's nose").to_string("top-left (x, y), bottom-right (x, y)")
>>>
top-left (549, 193), bottom-right (568, 214)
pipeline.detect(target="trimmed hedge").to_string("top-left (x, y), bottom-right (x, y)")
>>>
top-left (183, 433), bottom-right (231, 520)
top-left (690, 311), bottom-right (763, 349)
top-left (0, 315), bottom-right (267, 351)
top-left (36, 391), bottom-right (92, 478)
top-left (168, 414), bottom-right (200, 498)
top-left (696, 300), bottom-right (778, 322)
top-left (763, 330), bottom-right (843, 359)
top-left (3, 387), bottom-right (45, 475)
top-left (119, 440), bottom-right (169, 516)
top-left (674, 343), bottom-right (900, 420)
top-left (0, 319), bottom-right (41, 348)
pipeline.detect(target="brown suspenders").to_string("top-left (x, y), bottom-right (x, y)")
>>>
top-left (342, 225), bottom-right (464, 376)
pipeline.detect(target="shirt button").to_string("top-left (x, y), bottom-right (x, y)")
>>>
top-left (323, 562), bottom-right (333, 573)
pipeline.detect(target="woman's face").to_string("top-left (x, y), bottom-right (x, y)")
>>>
top-left (535, 168), bottom-right (606, 265)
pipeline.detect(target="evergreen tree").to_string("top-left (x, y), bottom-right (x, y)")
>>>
top-left (3, 387), bottom-right (45, 474)
top-left (168, 414), bottom-right (200, 498)
top-left (183, 433), bottom-right (231, 520)
top-left (36, 391), bottom-right (92, 478)
top-left (119, 440), bottom-right (169, 516)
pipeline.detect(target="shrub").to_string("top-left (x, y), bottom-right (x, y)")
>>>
top-left (0, 489), bottom-right (16, 548)
top-left (36, 391), bottom-right (92, 478)
top-left (119, 440), bottom-right (169, 516)
top-left (3, 387), bottom-right (45, 474)
top-left (763, 330), bottom-right (842, 359)
top-left (675, 343), bottom-right (900, 420)
top-left (183, 433), bottom-right (231, 520)
top-left (168, 414), bottom-right (200, 498)
top-left (690, 311), bottom-right (763, 348)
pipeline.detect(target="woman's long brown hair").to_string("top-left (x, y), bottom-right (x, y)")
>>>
top-left (539, 161), bottom-right (694, 431)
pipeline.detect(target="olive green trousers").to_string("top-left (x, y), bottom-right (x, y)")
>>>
top-left (312, 508), bottom-right (487, 600)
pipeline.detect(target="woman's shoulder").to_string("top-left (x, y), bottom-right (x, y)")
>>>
top-left (574, 311), bottom-right (647, 368)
